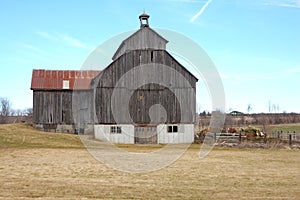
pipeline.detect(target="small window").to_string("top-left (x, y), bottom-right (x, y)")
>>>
top-left (111, 126), bottom-right (116, 133)
top-left (111, 126), bottom-right (121, 134)
top-left (173, 126), bottom-right (178, 133)
top-left (167, 125), bottom-right (178, 133)
top-left (63, 80), bottom-right (70, 89)
top-left (151, 51), bottom-right (154, 61)
top-left (117, 126), bottom-right (122, 133)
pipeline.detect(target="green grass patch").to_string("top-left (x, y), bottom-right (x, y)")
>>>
top-left (267, 123), bottom-right (300, 133)
top-left (0, 123), bottom-right (83, 148)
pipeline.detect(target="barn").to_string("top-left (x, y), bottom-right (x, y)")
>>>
top-left (31, 12), bottom-right (198, 144)
top-left (30, 70), bottom-right (99, 133)
top-left (93, 13), bottom-right (198, 144)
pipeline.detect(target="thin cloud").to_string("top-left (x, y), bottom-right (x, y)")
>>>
top-left (36, 31), bottom-right (57, 41)
top-left (61, 35), bottom-right (90, 49)
top-left (190, 0), bottom-right (213, 23)
top-left (36, 31), bottom-right (94, 50)
top-left (22, 44), bottom-right (52, 62)
top-left (263, 0), bottom-right (300, 8)
top-left (23, 44), bottom-right (50, 56)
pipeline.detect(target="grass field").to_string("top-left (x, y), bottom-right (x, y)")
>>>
top-left (268, 123), bottom-right (300, 133)
top-left (0, 123), bottom-right (82, 148)
top-left (0, 124), bottom-right (300, 199)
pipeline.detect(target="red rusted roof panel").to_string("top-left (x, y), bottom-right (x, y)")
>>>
top-left (31, 69), bottom-right (100, 90)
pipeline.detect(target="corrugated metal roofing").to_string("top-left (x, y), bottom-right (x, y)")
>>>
top-left (30, 69), bottom-right (100, 90)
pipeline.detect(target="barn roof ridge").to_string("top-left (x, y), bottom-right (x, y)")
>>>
top-left (112, 27), bottom-right (169, 60)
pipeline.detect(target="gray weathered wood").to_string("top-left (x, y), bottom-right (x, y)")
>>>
top-left (94, 49), bottom-right (197, 124)
top-left (33, 90), bottom-right (93, 125)
top-left (112, 27), bottom-right (168, 60)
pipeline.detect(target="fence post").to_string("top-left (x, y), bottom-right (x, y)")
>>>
top-left (214, 132), bottom-right (216, 143)
top-left (289, 134), bottom-right (292, 147)
top-left (264, 133), bottom-right (267, 144)
top-left (293, 131), bottom-right (296, 140)
top-left (239, 132), bottom-right (242, 143)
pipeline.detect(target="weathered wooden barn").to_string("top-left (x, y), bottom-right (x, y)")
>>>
top-left (31, 13), bottom-right (198, 143)
top-left (93, 13), bottom-right (198, 143)
top-left (30, 70), bottom-right (99, 133)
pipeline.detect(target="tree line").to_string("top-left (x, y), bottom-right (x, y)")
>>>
top-left (0, 97), bottom-right (32, 117)
top-left (198, 111), bottom-right (300, 127)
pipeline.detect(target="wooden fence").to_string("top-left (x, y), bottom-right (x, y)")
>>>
top-left (209, 132), bottom-right (300, 147)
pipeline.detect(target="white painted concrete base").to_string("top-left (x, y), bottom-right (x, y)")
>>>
top-left (157, 124), bottom-right (194, 144)
top-left (94, 124), bottom-right (194, 144)
top-left (94, 124), bottom-right (135, 144)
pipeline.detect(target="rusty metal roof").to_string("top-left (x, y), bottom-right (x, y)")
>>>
top-left (30, 69), bottom-right (100, 90)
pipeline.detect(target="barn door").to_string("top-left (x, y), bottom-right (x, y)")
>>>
top-left (134, 126), bottom-right (157, 144)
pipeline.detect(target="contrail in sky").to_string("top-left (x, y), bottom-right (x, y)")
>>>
top-left (190, 0), bottom-right (213, 23)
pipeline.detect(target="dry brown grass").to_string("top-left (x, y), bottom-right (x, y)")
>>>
top-left (0, 124), bottom-right (300, 199)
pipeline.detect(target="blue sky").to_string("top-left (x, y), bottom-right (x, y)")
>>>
top-left (0, 0), bottom-right (299, 113)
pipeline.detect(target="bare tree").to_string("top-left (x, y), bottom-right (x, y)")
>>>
top-left (10, 109), bottom-right (16, 116)
top-left (16, 109), bottom-right (23, 116)
top-left (25, 108), bottom-right (33, 116)
top-left (0, 97), bottom-right (11, 116)
top-left (247, 104), bottom-right (252, 113)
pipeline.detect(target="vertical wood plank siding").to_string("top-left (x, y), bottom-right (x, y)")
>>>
top-left (33, 90), bottom-right (93, 125)
top-left (112, 27), bottom-right (167, 60)
top-left (95, 49), bottom-right (197, 124)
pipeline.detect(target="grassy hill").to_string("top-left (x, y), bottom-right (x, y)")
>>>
top-left (0, 123), bottom-right (83, 148)
top-left (1, 123), bottom-right (299, 150)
